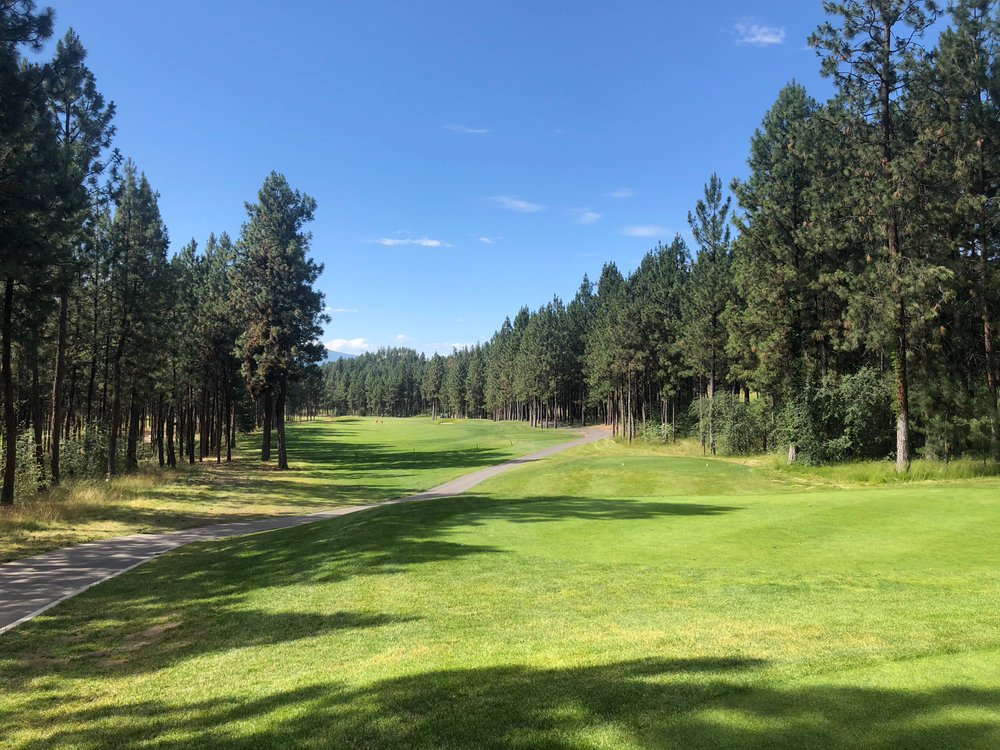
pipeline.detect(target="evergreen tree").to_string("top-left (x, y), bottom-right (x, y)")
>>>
top-left (44, 28), bottom-right (117, 484)
top-left (811, 0), bottom-right (942, 472)
top-left (421, 353), bottom-right (445, 418)
top-left (681, 174), bottom-right (733, 454)
top-left (105, 162), bottom-right (169, 476)
top-left (920, 0), bottom-right (1000, 458)
top-left (232, 172), bottom-right (326, 469)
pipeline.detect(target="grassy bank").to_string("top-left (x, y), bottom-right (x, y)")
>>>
top-left (1, 435), bottom-right (998, 747)
top-left (0, 417), bottom-right (577, 561)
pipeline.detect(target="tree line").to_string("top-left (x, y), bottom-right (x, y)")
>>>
top-left (322, 0), bottom-right (1000, 471)
top-left (0, 2), bottom-right (327, 505)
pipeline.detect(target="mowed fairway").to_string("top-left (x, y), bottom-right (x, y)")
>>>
top-left (2, 433), bottom-right (1000, 748)
top-left (0, 417), bottom-right (578, 561)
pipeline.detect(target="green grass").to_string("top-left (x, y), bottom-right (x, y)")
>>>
top-left (2, 429), bottom-right (999, 747)
top-left (768, 454), bottom-right (1000, 485)
top-left (0, 417), bottom-right (577, 561)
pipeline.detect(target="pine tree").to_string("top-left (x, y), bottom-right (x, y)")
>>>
top-left (681, 174), bottom-right (733, 454)
top-left (0, 2), bottom-right (76, 503)
top-left (232, 172), bottom-right (326, 470)
top-left (921, 0), bottom-right (1000, 458)
top-left (811, 0), bottom-right (942, 472)
top-left (105, 162), bottom-right (169, 476)
top-left (45, 28), bottom-right (117, 484)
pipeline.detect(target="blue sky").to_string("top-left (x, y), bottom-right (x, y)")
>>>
top-left (53, 1), bottom-right (841, 355)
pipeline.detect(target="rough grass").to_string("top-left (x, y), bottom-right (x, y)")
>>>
top-left (1, 429), bottom-right (998, 748)
top-left (0, 417), bottom-right (577, 561)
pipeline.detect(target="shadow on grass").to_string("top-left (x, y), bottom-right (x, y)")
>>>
top-left (9, 656), bottom-right (1000, 749)
top-left (448, 493), bottom-right (743, 524)
top-left (1, 492), bottom-right (741, 681)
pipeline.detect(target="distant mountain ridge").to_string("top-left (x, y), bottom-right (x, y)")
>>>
top-left (324, 350), bottom-right (357, 361)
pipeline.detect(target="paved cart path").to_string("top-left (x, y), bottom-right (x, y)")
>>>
top-left (0, 426), bottom-right (609, 635)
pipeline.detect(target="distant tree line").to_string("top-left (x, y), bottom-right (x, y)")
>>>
top-left (322, 0), bottom-right (1000, 471)
top-left (0, 2), bottom-right (326, 504)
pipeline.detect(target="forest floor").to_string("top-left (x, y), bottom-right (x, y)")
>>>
top-left (0, 417), bottom-right (578, 562)
top-left (2, 423), bottom-right (999, 748)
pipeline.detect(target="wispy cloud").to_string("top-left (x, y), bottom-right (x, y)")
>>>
top-left (734, 23), bottom-right (785, 46)
top-left (577, 210), bottom-right (602, 225)
top-left (444, 124), bottom-right (490, 134)
top-left (606, 187), bottom-right (636, 198)
top-left (621, 224), bottom-right (670, 237)
top-left (325, 337), bottom-right (369, 354)
top-left (489, 195), bottom-right (547, 213)
top-left (478, 236), bottom-right (496, 244)
top-left (395, 334), bottom-right (414, 343)
top-left (370, 237), bottom-right (452, 247)
top-left (325, 307), bottom-right (357, 314)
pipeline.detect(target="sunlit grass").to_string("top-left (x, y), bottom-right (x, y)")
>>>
top-left (0, 417), bottom-right (577, 561)
top-left (1, 430), bottom-right (998, 748)
top-left (766, 454), bottom-right (1000, 486)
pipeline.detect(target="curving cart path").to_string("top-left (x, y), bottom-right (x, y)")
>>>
top-left (0, 426), bottom-right (609, 635)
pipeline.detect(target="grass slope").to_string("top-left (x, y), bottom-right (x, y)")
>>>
top-left (1, 436), bottom-right (999, 748)
top-left (0, 417), bottom-right (576, 561)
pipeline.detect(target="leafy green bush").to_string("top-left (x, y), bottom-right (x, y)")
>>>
top-left (785, 367), bottom-right (893, 464)
top-left (684, 393), bottom-right (780, 456)
top-left (59, 426), bottom-right (127, 480)
top-left (0, 433), bottom-right (44, 502)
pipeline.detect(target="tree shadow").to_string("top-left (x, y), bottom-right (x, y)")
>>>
top-left (446, 493), bottom-right (743, 524)
top-left (9, 656), bottom-right (1000, 749)
top-left (3, 608), bottom-right (418, 678)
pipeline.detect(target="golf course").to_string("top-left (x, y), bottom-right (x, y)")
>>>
top-left (2, 417), bottom-right (998, 749)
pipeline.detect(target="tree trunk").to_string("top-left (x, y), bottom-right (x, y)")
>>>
top-left (226, 397), bottom-right (234, 462)
top-left (708, 352), bottom-right (716, 456)
top-left (199, 382), bottom-right (208, 461)
top-left (2, 278), bottom-right (16, 506)
top-left (215, 385), bottom-right (222, 464)
top-left (276, 374), bottom-right (288, 470)
top-left (31, 359), bottom-right (44, 485)
top-left (107, 358), bottom-right (122, 478)
top-left (126, 391), bottom-right (140, 470)
top-left (188, 401), bottom-right (195, 464)
top-left (50, 290), bottom-right (68, 485)
top-left (157, 396), bottom-right (165, 467)
top-left (261, 390), bottom-right (272, 461)
top-left (176, 402), bottom-right (185, 463)
top-left (166, 407), bottom-right (176, 468)
top-left (880, 20), bottom-right (910, 473)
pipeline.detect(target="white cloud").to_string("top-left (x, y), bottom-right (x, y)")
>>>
top-left (577, 210), bottom-right (602, 225)
top-left (478, 236), bottom-right (497, 244)
top-left (489, 195), bottom-right (547, 213)
top-left (395, 334), bottom-right (414, 342)
top-left (325, 337), bottom-right (369, 354)
top-left (444, 124), bottom-right (490, 134)
top-left (734, 23), bottom-right (786, 46)
top-left (370, 237), bottom-right (451, 247)
top-left (621, 224), bottom-right (670, 237)
top-left (325, 307), bottom-right (357, 313)
top-left (606, 188), bottom-right (636, 198)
